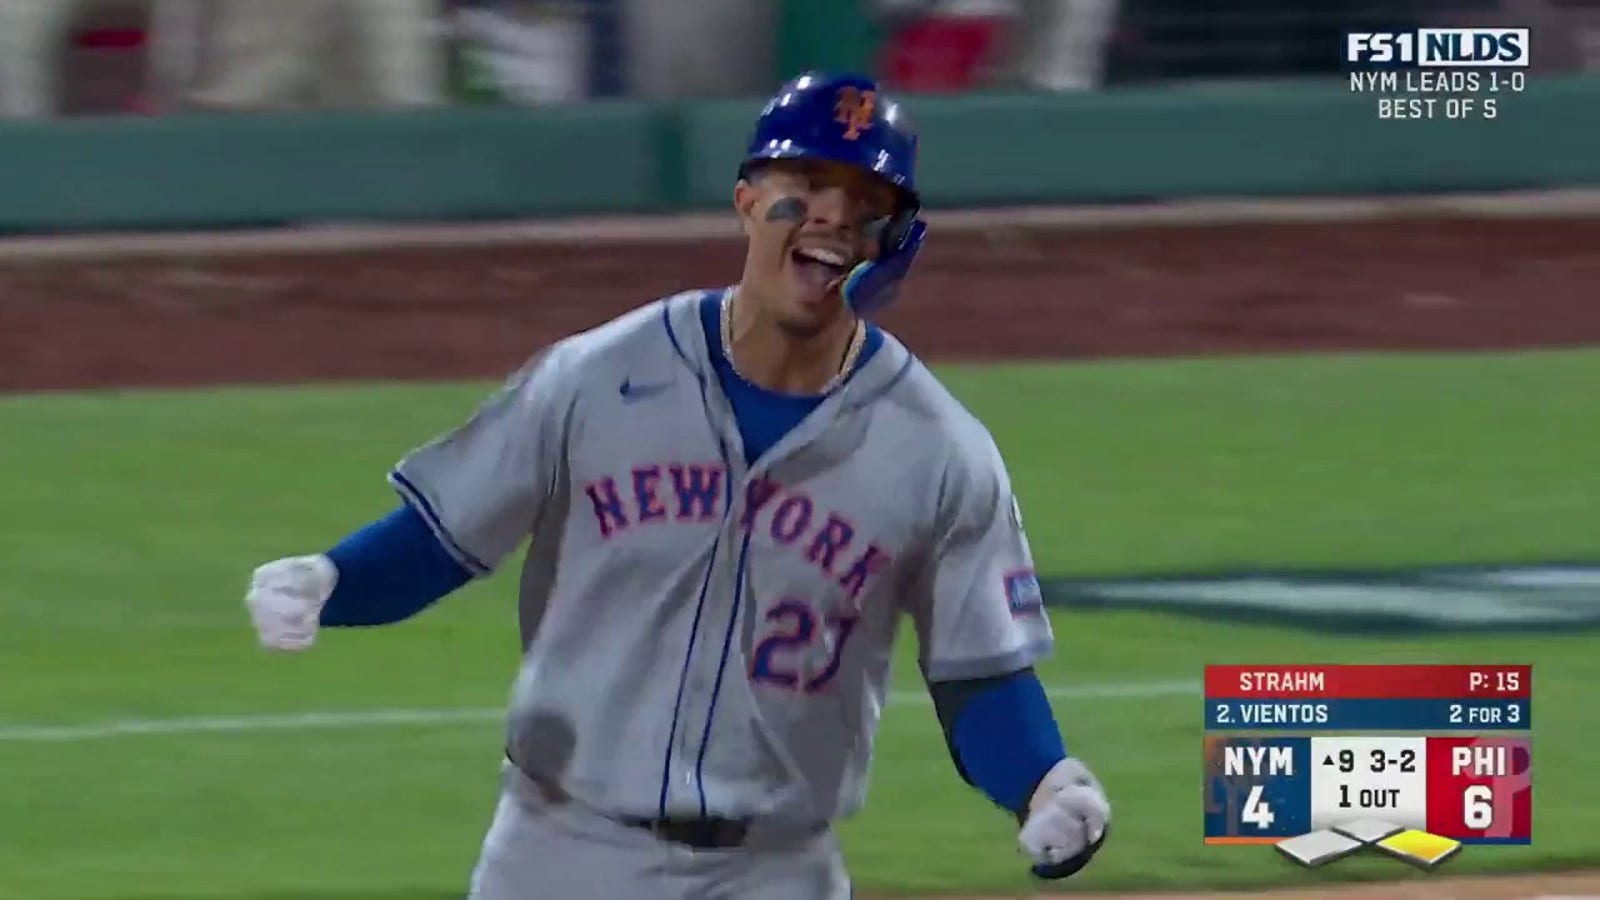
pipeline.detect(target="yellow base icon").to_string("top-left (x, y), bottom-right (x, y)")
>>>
top-left (1376, 830), bottom-right (1464, 868)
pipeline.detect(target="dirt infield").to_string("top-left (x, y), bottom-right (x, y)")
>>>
top-left (3, 209), bottom-right (1597, 899)
top-left (4, 215), bottom-right (1600, 392)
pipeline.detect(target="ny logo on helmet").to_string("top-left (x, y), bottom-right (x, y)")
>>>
top-left (834, 87), bottom-right (877, 140)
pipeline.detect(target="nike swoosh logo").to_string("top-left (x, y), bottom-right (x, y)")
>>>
top-left (619, 377), bottom-right (670, 401)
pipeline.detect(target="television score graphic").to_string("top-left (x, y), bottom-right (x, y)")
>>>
top-left (1203, 665), bottom-right (1532, 870)
top-left (1343, 28), bottom-right (1530, 120)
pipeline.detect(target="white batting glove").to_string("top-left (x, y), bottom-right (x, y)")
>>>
top-left (245, 555), bottom-right (338, 651)
top-left (1018, 757), bottom-right (1111, 878)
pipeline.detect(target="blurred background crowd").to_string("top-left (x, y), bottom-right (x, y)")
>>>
top-left (2, 0), bottom-right (1599, 119)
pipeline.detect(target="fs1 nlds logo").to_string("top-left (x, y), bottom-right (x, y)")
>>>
top-left (1345, 28), bottom-right (1529, 68)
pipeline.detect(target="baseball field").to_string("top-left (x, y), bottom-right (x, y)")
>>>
top-left (3, 200), bottom-right (1598, 899)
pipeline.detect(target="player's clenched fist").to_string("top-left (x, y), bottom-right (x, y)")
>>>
top-left (1019, 757), bottom-right (1111, 879)
top-left (245, 555), bottom-right (337, 651)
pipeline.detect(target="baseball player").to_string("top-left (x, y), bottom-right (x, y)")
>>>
top-left (245, 71), bottom-right (1110, 899)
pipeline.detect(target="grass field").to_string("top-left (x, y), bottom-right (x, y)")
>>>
top-left (3, 348), bottom-right (1597, 899)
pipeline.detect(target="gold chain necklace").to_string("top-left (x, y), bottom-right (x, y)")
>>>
top-left (721, 291), bottom-right (865, 395)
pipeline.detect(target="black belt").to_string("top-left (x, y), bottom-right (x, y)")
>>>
top-left (504, 754), bottom-right (755, 850)
top-left (618, 815), bottom-right (752, 849)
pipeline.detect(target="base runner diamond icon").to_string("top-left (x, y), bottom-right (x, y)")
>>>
top-left (1274, 820), bottom-right (1463, 870)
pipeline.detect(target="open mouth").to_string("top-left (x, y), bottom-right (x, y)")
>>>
top-left (790, 247), bottom-right (853, 291)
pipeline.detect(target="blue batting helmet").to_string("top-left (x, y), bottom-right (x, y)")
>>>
top-left (738, 72), bottom-right (919, 207)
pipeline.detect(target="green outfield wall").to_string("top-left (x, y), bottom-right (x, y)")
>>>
top-left (2, 76), bottom-right (1596, 234)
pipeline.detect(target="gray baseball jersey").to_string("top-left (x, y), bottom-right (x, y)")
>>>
top-left (391, 290), bottom-right (1052, 827)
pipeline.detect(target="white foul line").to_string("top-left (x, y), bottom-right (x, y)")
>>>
top-left (0, 680), bottom-right (1199, 743)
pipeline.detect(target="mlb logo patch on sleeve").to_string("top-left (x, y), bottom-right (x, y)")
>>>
top-left (1005, 569), bottom-right (1044, 616)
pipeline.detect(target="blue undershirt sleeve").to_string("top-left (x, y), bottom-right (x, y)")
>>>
top-left (930, 667), bottom-right (1067, 815)
top-left (320, 503), bottom-right (474, 627)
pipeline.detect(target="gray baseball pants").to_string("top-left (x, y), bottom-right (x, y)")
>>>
top-left (468, 764), bottom-right (852, 900)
